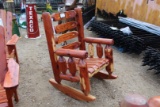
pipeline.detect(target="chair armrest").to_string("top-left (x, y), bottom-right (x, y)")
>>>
top-left (55, 48), bottom-right (88, 59)
top-left (6, 34), bottom-right (19, 46)
top-left (84, 37), bottom-right (114, 45)
top-left (3, 58), bottom-right (19, 88)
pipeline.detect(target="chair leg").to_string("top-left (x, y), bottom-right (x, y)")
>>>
top-left (14, 87), bottom-right (19, 102)
top-left (5, 88), bottom-right (14, 107)
top-left (104, 46), bottom-right (118, 79)
top-left (105, 64), bottom-right (118, 79)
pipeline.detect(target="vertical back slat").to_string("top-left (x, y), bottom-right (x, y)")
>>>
top-left (6, 11), bottom-right (12, 42)
top-left (0, 10), bottom-right (6, 30)
top-left (96, 44), bottom-right (103, 58)
top-left (0, 26), bottom-right (7, 84)
top-left (68, 57), bottom-right (77, 76)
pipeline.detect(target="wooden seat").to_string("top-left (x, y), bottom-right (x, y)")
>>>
top-left (42, 8), bottom-right (117, 102)
top-left (74, 58), bottom-right (108, 75)
top-left (0, 9), bottom-right (20, 107)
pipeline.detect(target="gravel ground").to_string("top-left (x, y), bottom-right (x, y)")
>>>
top-left (14, 15), bottom-right (160, 107)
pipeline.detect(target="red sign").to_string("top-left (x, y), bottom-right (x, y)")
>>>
top-left (26, 4), bottom-right (40, 38)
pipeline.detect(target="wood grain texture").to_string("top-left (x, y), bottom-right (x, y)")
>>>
top-left (0, 26), bottom-right (7, 84)
top-left (62, 42), bottom-right (81, 49)
top-left (96, 0), bottom-right (160, 26)
top-left (96, 44), bottom-right (103, 58)
top-left (5, 11), bottom-right (12, 42)
top-left (68, 57), bottom-right (77, 76)
top-left (7, 34), bottom-right (19, 63)
top-left (5, 86), bottom-right (19, 107)
top-left (42, 12), bottom-right (61, 84)
top-left (55, 21), bottom-right (77, 33)
top-left (60, 74), bottom-right (80, 82)
top-left (55, 31), bottom-right (78, 44)
top-left (0, 10), bottom-right (20, 107)
top-left (6, 34), bottom-right (19, 45)
top-left (105, 45), bottom-right (115, 77)
top-left (55, 48), bottom-right (88, 59)
top-left (93, 72), bottom-right (117, 79)
top-left (74, 8), bottom-right (86, 50)
top-left (52, 10), bottom-right (76, 21)
top-left (84, 37), bottom-right (114, 45)
top-left (43, 8), bottom-right (117, 101)
top-left (58, 56), bottom-right (67, 74)
top-left (0, 85), bottom-right (7, 104)
top-left (49, 79), bottom-right (96, 101)
top-left (88, 43), bottom-right (94, 58)
top-left (78, 59), bottom-right (90, 96)
top-left (4, 58), bottom-right (19, 88)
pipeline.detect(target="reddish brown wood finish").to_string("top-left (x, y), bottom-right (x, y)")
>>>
top-left (7, 34), bottom-right (19, 45)
top-left (58, 56), bottom-right (67, 74)
top-left (55, 31), bottom-right (78, 44)
top-left (88, 43), bottom-right (94, 58)
top-left (0, 10), bottom-right (20, 107)
top-left (94, 72), bottom-right (118, 79)
top-left (4, 58), bottom-right (19, 88)
top-left (7, 35), bottom-right (19, 63)
top-left (105, 45), bottom-right (113, 73)
top-left (42, 12), bottom-right (61, 84)
top-left (60, 74), bottom-right (80, 82)
top-left (0, 26), bottom-right (7, 84)
top-left (42, 8), bottom-right (117, 101)
top-left (0, 85), bottom-right (7, 104)
top-left (84, 37), bottom-right (114, 45)
top-left (62, 42), bottom-right (81, 49)
top-left (5, 11), bottom-right (12, 42)
top-left (55, 21), bottom-right (77, 33)
top-left (52, 10), bottom-right (76, 21)
top-left (78, 59), bottom-right (90, 96)
top-left (49, 79), bottom-right (96, 101)
top-left (74, 8), bottom-right (86, 50)
top-left (68, 57), bottom-right (77, 76)
top-left (55, 48), bottom-right (88, 59)
top-left (96, 44), bottom-right (103, 58)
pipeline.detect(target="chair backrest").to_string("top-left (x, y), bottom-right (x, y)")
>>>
top-left (0, 26), bottom-right (7, 85)
top-left (0, 9), bottom-right (17, 84)
top-left (43, 8), bottom-right (85, 76)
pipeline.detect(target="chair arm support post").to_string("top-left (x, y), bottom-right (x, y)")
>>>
top-left (78, 59), bottom-right (90, 96)
top-left (105, 45), bottom-right (114, 73)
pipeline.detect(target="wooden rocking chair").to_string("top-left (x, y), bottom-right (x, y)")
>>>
top-left (42, 8), bottom-right (117, 102)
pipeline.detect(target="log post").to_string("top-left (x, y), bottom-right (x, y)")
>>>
top-left (78, 59), bottom-right (90, 96)
top-left (105, 45), bottom-right (114, 74)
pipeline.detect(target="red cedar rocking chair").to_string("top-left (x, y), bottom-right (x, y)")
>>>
top-left (42, 8), bottom-right (117, 102)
